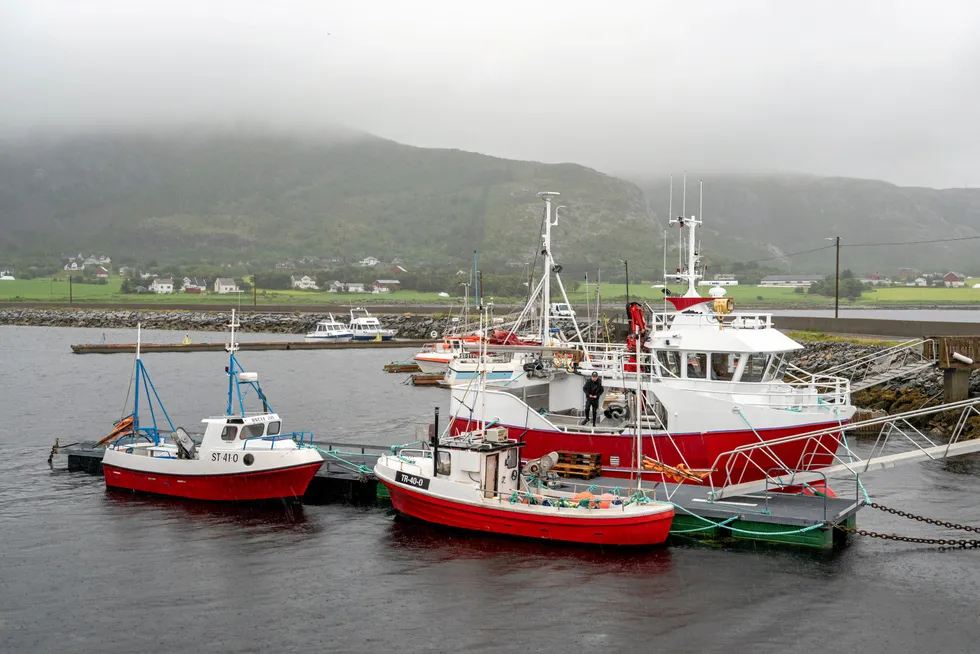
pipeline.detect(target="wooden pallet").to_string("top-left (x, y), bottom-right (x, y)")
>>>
top-left (551, 462), bottom-right (602, 479)
top-left (410, 372), bottom-right (445, 386)
top-left (557, 450), bottom-right (603, 465)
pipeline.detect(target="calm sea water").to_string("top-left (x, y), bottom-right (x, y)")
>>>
top-left (1, 326), bottom-right (979, 653)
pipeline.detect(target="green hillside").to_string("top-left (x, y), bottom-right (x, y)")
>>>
top-left (635, 174), bottom-right (980, 275)
top-left (0, 130), bottom-right (658, 273)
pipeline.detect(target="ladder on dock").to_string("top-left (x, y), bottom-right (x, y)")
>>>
top-left (809, 338), bottom-right (936, 392)
top-left (705, 395), bottom-right (980, 499)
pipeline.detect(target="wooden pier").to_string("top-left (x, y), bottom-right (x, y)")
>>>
top-left (384, 361), bottom-right (422, 373)
top-left (71, 339), bottom-right (430, 354)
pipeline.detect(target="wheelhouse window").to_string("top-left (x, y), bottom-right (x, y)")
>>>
top-left (684, 352), bottom-right (708, 379)
top-left (436, 451), bottom-right (451, 475)
top-left (242, 424), bottom-right (265, 440)
top-left (740, 353), bottom-right (771, 382)
top-left (505, 448), bottom-right (519, 469)
top-left (763, 354), bottom-right (789, 382)
top-left (710, 353), bottom-right (740, 381)
top-left (267, 421), bottom-right (281, 436)
top-left (220, 425), bottom-right (238, 441)
top-left (656, 351), bottom-right (680, 377)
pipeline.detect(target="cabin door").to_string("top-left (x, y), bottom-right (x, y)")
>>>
top-left (484, 454), bottom-right (499, 499)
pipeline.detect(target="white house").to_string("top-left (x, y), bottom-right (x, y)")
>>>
top-left (346, 283), bottom-right (367, 293)
top-left (0, 269), bottom-right (14, 281)
top-left (64, 260), bottom-right (82, 271)
top-left (150, 278), bottom-right (174, 294)
top-left (290, 275), bottom-right (318, 290)
top-left (182, 277), bottom-right (207, 291)
top-left (118, 266), bottom-right (134, 277)
top-left (358, 256), bottom-right (380, 267)
top-left (913, 277), bottom-right (928, 287)
top-left (327, 280), bottom-right (345, 293)
top-left (214, 278), bottom-right (239, 294)
top-left (759, 274), bottom-right (826, 288)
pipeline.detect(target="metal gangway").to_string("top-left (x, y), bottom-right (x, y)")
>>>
top-left (705, 395), bottom-right (980, 500)
top-left (805, 338), bottom-right (936, 392)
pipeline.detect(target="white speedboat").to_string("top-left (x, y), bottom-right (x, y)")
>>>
top-left (349, 308), bottom-right (396, 341)
top-left (306, 314), bottom-right (353, 342)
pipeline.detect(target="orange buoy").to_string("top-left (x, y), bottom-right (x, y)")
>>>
top-left (598, 493), bottom-right (614, 509)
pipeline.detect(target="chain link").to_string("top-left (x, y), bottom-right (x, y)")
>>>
top-left (835, 523), bottom-right (980, 549)
top-left (869, 502), bottom-right (980, 533)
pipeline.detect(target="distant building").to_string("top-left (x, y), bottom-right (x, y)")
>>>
top-left (214, 278), bottom-right (239, 294)
top-left (358, 256), bottom-right (380, 267)
top-left (899, 267), bottom-right (922, 279)
top-left (944, 272), bottom-right (967, 287)
top-left (912, 277), bottom-right (928, 287)
top-left (92, 266), bottom-right (109, 279)
top-left (64, 260), bottom-right (82, 271)
top-left (118, 266), bottom-right (134, 277)
top-left (290, 275), bottom-right (318, 290)
top-left (150, 278), bottom-right (174, 294)
top-left (346, 283), bottom-right (367, 293)
top-left (374, 279), bottom-right (401, 293)
top-left (327, 280), bottom-right (345, 293)
top-left (0, 269), bottom-right (14, 281)
top-left (759, 274), bottom-right (826, 288)
top-left (275, 261), bottom-right (297, 270)
top-left (859, 277), bottom-right (891, 286)
top-left (182, 277), bottom-right (207, 292)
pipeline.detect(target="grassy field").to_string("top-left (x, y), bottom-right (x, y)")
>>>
top-left (4, 276), bottom-right (980, 307)
top-left (0, 277), bottom-right (450, 305)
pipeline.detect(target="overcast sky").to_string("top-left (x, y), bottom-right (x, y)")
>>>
top-left (2, 0), bottom-right (978, 187)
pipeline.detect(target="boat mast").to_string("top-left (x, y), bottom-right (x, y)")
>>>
top-left (225, 309), bottom-right (242, 416)
top-left (538, 191), bottom-right (559, 344)
top-left (133, 323), bottom-right (142, 430)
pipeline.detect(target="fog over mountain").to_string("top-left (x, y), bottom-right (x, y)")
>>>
top-left (3, 1), bottom-right (979, 188)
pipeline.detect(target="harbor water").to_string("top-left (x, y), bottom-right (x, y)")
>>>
top-left (1, 325), bottom-right (979, 652)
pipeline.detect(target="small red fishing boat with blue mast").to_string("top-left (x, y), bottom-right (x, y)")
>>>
top-left (101, 310), bottom-right (323, 501)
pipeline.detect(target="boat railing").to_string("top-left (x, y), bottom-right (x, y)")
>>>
top-left (705, 395), bottom-right (980, 496)
top-left (239, 431), bottom-right (314, 449)
top-left (647, 310), bottom-right (776, 331)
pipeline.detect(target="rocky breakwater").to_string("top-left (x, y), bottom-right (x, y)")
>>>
top-left (795, 339), bottom-right (980, 438)
top-left (0, 308), bottom-right (453, 339)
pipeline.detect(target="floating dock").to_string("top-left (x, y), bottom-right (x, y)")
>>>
top-left (71, 339), bottom-right (430, 354)
top-left (54, 441), bottom-right (860, 548)
top-left (384, 361), bottom-right (422, 373)
top-left (410, 372), bottom-right (447, 387)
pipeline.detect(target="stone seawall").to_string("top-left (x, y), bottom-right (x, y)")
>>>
top-left (0, 308), bottom-right (453, 339)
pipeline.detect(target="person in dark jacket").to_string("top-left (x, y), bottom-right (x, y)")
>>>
top-left (581, 372), bottom-right (604, 426)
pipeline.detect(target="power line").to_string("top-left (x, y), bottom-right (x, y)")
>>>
top-left (842, 234), bottom-right (980, 248)
top-left (724, 244), bottom-right (836, 267)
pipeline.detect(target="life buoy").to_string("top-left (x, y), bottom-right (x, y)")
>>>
top-left (430, 330), bottom-right (439, 339)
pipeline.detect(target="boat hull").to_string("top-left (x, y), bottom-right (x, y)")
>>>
top-left (380, 478), bottom-right (673, 546)
top-left (450, 418), bottom-right (844, 485)
top-left (304, 335), bottom-right (352, 342)
top-left (414, 357), bottom-right (450, 374)
top-left (351, 334), bottom-right (395, 342)
top-left (103, 461), bottom-right (323, 501)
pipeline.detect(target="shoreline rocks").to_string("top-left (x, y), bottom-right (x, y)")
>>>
top-left (0, 308), bottom-right (453, 339)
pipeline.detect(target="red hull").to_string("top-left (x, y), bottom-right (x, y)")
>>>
top-left (103, 462), bottom-right (323, 501)
top-left (450, 418), bottom-right (844, 486)
top-left (382, 480), bottom-right (673, 546)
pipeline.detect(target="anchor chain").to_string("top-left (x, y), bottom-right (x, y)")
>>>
top-left (869, 502), bottom-right (980, 533)
top-left (835, 523), bottom-right (980, 549)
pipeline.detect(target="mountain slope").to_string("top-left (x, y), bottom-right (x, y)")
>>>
top-left (635, 175), bottom-right (980, 274)
top-left (0, 130), bottom-right (657, 271)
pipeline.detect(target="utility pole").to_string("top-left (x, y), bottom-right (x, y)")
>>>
top-left (834, 236), bottom-right (840, 319)
top-left (622, 259), bottom-right (630, 304)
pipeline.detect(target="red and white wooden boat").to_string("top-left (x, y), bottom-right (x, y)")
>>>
top-left (101, 312), bottom-right (323, 501)
top-left (375, 426), bottom-right (674, 546)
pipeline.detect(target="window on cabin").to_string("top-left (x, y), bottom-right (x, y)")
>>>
top-left (685, 352), bottom-right (708, 379)
top-left (436, 451), bottom-right (452, 475)
top-left (505, 448), bottom-right (519, 469)
top-left (740, 353), bottom-right (771, 382)
top-left (267, 421), bottom-right (281, 436)
top-left (656, 351), bottom-right (680, 377)
top-left (710, 353), bottom-right (740, 381)
top-left (242, 424), bottom-right (265, 440)
top-left (764, 355), bottom-right (788, 382)
top-left (220, 425), bottom-right (238, 441)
